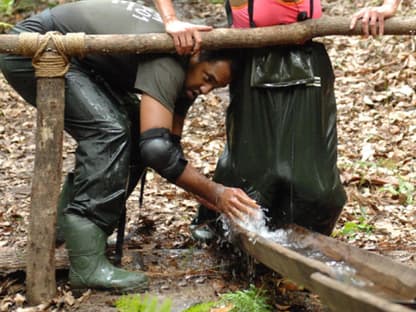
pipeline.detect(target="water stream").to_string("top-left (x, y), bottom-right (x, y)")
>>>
top-left (221, 208), bottom-right (375, 289)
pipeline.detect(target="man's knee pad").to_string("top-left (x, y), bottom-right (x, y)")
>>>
top-left (139, 128), bottom-right (188, 182)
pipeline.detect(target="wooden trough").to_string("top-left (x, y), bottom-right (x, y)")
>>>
top-left (232, 223), bottom-right (416, 312)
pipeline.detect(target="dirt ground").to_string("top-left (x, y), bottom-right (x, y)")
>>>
top-left (0, 0), bottom-right (416, 311)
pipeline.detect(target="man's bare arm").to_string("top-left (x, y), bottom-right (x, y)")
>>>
top-left (140, 94), bottom-right (259, 221)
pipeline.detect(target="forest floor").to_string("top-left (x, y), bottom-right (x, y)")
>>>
top-left (0, 0), bottom-right (415, 311)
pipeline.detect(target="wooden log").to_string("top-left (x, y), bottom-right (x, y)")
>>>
top-left (0, 248), bottom-right (69, 275)
top-left (0, 16), bottom-right (415, 55)
top-left (0, 247), bottom-right (228, 277)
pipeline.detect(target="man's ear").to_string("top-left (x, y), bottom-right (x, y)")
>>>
top-left (189, 52), bottom-right (201, 66)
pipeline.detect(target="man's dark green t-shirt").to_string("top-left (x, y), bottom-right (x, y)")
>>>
top-left (19, 0), bottom-right (191, 114)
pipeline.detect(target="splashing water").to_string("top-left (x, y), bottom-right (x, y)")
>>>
top-left (220, 207), bottom-right (291, 246)
top-left (219, 208), bottom-right (373, 288)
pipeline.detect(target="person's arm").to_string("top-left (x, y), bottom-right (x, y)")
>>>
top-left (153, 0), bottom-right (212, 55)
top-left (350, 0), bottom-right (401, 37)
top-left (175, 161), bottom-right (258, 221)
top-left (140, 94), bottom-right (259, 221)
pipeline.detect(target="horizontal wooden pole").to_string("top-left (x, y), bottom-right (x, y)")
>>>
top-left (0, 16), bottom-right (415, 55)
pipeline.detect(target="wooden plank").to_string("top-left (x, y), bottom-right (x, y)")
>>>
top-left (310, 272), bottom-right (414, 312)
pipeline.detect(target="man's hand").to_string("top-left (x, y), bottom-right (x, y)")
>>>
top-left (350, 0), bottom-right (400, 37)
top-left (213, 185), bottom-right (259, 221)
top-left (165, 19), bottom-right (212, 55)
top-left (195, 186), bottom-right (259, 221)
top-left (173, 159), bottom-right (258, 222)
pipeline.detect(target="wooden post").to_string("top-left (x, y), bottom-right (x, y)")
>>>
top-left (25, 36), bottom-right (66, 305)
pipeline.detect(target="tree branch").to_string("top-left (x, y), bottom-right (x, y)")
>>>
top-left (0, 16), bottom-right (414, 55)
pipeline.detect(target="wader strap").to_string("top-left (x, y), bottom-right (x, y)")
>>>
top-left (310, 0), bottom-right (314, 18)
top-left (225, 0), bottom-right (233, 26)
top-left (114, 170), bottom-right (147, 265)
top-left (225, 0), bottom-right (313, 28)
top-left (115, 204), bottom-right (126, 265)
top-left (248, 0), bottom-right (256, 27)
top-left (225, 0), bottom-right (255, 27)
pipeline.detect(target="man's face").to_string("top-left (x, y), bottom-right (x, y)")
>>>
top-left (184, 54), bottom-right (232, 101)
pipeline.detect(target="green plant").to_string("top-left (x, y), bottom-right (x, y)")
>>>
top-left (0, 21), bottom-right (13, 32)
top-left (337, 206), bottom-right (373, 238)
top-left (115, 294), bottom-right (172, 312)
top-left (210, 0), bottom-right (223, 4)
top-left (218, 284), bottom-right (272, 312)
top-left (381, 178), bottom-right (414, 205)
top-left (0, 0), bottom-right (14, 14)
top-left (0, 0), bottom-right (15, 32)
top-left (182, 301), bottom-right (216, 312)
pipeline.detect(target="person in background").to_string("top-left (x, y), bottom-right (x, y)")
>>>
top-left (154, 0), bottom-right (401, 241)
top-left (0, 0), bottom-right (258, 292)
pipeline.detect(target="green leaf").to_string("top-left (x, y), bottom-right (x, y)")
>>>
top-left (183, 301), bottom-right (216, 312)
top-left (341, 222), bottom-right (358, 235)
top-left (115, 295), bottom-right (142, 312)
top-left (219, 284), bottom-right (272, 312)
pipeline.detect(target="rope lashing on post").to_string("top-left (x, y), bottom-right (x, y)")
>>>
top-left (18, 31), bottom-right (85, 78)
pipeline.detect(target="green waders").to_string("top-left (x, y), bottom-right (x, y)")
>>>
top-left (56, 173), bottom-right (74, 246)
top-left (0, 21), bottom-right (147, 291)
top-left (63, 214), bottom-right (147, 292)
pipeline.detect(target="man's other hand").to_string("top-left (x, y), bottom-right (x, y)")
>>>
top-left (165, 20), bottom-right (212, 55)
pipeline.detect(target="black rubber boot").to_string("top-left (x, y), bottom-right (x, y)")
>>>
top-left (189, 209), bottom-right (221, 244)
top-left (190, 220), bottom-right (217, 243)
top-left (64, 214), bottom-right (148, 293)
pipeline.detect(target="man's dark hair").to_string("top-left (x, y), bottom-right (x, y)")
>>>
top-left (198, 48), bottom-right (243, 78)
